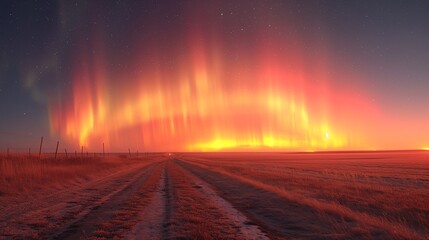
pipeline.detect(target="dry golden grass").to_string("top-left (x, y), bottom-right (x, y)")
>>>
top-left (183, 151), bottom-right (429, 239)
top-left (0, 152), bottom-right (145, 197)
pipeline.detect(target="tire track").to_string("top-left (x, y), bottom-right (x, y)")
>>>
top-left (162, 163), bottom-right (173, 239)
top-left (173, 160), bottom-right (269, 240)
top-left (1, 161), bottom-right (160, 239)
top-left (0, 161), bottom-right (153, 220)
top-left (166, 160), bottom-right (267, 239)
top-left (49, 162), bottom-right (161, 239)
top-left (177, 159), bottom-right (355, 239)
top-left (128, 163), bottom-right (172, 240)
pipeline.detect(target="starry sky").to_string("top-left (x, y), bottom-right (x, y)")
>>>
top-left (0, 0), bottom-right (428, 152)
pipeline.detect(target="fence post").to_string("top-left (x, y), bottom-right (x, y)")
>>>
top-left (39, 136), bottom-right (44, 159)
top-left (55, 141), bottom-right (59, 160)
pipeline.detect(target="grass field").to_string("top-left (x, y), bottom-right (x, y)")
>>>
top-left (181, 151), bottom-right (429, 239)
top-left (0, 152), bottom-right (151, 197)
top-left (0, 151), bottom-right (428, 239)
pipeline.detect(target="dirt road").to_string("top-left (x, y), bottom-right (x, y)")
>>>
top-left (0, 156), bottom-right (270, 239)
top-left (3, 153), bottom-right (422, 239)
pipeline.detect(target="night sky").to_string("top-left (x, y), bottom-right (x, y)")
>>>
top-left (1, 0), bottom-right (428, 152)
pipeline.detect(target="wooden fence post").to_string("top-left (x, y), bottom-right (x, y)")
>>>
top-left (55, 141), bottom-right (59, 160)
top-left (39, 136), bottom-right (44, 159)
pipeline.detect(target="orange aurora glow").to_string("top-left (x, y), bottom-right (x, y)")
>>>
top-left (48, 10), bottom-right (381, 152)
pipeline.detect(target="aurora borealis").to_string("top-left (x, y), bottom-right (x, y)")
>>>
top-left (1, 1), bottom-right (428, 152)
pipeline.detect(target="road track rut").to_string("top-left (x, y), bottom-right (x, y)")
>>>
top-left (3, 157), bottom-right (369, 239)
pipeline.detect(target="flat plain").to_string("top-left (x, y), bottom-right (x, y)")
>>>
top-left (0, 151), bottom-right (428, 239)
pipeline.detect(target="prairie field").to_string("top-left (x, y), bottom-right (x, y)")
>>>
top-left (180, 151), bottom-right (429, 239)
top-left (0, 153), bottom-right (156, 198)
top-left (0, 151), bottom-right (428, 239)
